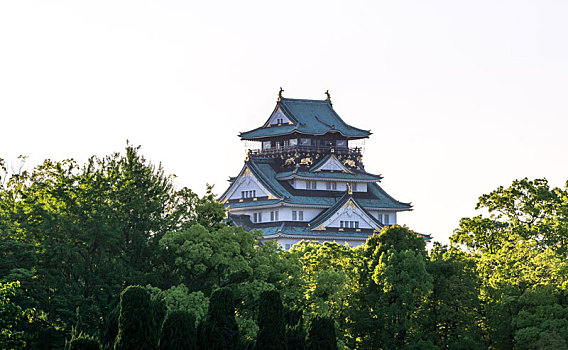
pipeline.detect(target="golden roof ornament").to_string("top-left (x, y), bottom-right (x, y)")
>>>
top-left (278, 87), bottom-right (284, 102)
top-left (325, 90), bottom-right (332, 106)
top-left (347, 183), bottom-right (353, 195)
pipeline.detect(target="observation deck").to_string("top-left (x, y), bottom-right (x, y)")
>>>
top-left (248, 145), bottom-right (363, 157)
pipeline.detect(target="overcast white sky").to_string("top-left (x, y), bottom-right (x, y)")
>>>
top-left (1, 0), bottom-right (567, 243)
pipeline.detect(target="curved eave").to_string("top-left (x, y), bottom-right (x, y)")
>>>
top-left (276, 173), bottom-right (380, 182)
top-left (239, 128), bottom-right (371, 141)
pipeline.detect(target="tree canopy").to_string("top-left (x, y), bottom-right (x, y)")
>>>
top-left (2, 146), bottom-right (568, 349)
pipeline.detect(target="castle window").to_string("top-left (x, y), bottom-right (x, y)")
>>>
top-left (326, 181), bottom-right (337, 190)
top-left (276, 118), bottom-right (283, 124)
top-left (377, 213), bottom-right (383, 223)
top-left (253, 213), bottom-right (257, 223)
top-left (299, 211), bottom-right (303, 221)
top-left (300, 138), bottom-right (311, 146)
top-left (305, 181), bottom-right (317, 190)
top-left (292, 211), bottom-right (297, 221)
top-left (351, 182), bottom-right (358, 191)
top-left (289, 138), bottom-right (298, 147)
top-left (270, 210), bottom-right (279, 221)
top-left (343, 220), bottom-right (358, 229)
top-left (241, 190), bottom-right (256, 199)
top-left (384, 214), bottom-right (389, 225)
top-left (336, 140), bottom-right (346, 148)
top-left (263, 141), bottom-right (271, 149)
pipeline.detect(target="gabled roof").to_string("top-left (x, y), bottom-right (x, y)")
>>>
top-left (240, 98), bottom-right (371, 140)
top-left (275, 169), bottom-right (381, 182)
top-left (223, 157), bottom-right (411, 210)
top-left (310, 154), bottom-right (353, 173)
top-left (308, 191), bottom-right (384, 231)
top-left (219, 159), bottom-right (283, 202)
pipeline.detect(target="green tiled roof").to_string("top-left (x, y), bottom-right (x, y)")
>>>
top-left (256, 224), bottom-right (374, 240)
top-left (308, 192), bottom-right (384, 229)
top-left (224, 157), bottom-right (411, 210)
top-left (240, 98), bottom-right (371, 140)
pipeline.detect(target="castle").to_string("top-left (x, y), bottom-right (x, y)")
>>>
top-left (220, 90), bottom-right (413, 249)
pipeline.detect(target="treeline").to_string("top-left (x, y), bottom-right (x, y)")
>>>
top-left (1, 146), bottom-right (568, 349)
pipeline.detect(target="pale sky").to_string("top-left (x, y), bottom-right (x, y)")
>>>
top-left (1, 1), bottom-right (567, 243)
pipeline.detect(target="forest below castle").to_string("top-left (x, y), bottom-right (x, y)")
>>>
top-left (2, 145), bottom-right (568, 350)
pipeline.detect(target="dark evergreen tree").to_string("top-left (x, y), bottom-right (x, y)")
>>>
top-left (69, 335), bottom-right (101, 350)
top-left (100, 305), bottom-right (119, 350)
top-left (285, 308), bottom-right (305, 350)
top-left (159, 310), bottom-right (197, 350)
top-left (305, 316), bottom-right (337, 350)
top-left (114, 286), bottom-right (157, 350)
top-left (200, 287), bottom-right (239, 350)
top-left (256, 290), bottom-right (286, 350)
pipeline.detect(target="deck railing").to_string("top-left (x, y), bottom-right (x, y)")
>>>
top-left (248, 145), bottom-right (362, 157)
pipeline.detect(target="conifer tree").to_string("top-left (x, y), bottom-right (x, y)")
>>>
top-left (305, 316), bottom-right (337, 350)
top-left (159, 310), bottom-right (197, 350)
top-left (69, 335), bottom-right (101, 350)
top-left (200, 287), bottom-right (239, 350)
top-left (257, 290), bottom-right (287, 350)
top-left (114, 286), bottom-right (156, 350)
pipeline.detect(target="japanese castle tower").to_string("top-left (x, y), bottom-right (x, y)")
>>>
top-left (220, 90), bottom-right (412, 249)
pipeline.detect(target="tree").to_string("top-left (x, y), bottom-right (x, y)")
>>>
top-left (425, 243), bottom-right (483, 349)
top-left (257, 290), bottom-right (286, 350)
top-left (0, 144), bottom-right (201, 344)
top-left (159, 310), bottom-right (197, 350)
top-left (450, 178), bottom-right (568, 349)
top-left (114, 286), bottom-right (159, 350)
top-left (352, 226), bottom-right (433, 349)
top-left (452, 178), bottom-right (568, 254)
top-left (69, 335), bottom-right (101, 350)
top-left (305, 316), bottom-right (337, 350)
top-left (200, 287), bottom-right (239, 350)
top-left (0, 281), bottom-right (27, 349)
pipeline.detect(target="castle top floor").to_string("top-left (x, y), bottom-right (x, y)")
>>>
top-left (239, 94), bottom-right (371, 143)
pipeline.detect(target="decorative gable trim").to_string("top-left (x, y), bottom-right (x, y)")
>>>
top-left (264, 107), bottom-right (293, 127)
top-left (220, 164), bottom-right (279, 202)
top-left (311, 154), bottom-right (353, 173)
top-left (311, 197), bottom-right (382, 231)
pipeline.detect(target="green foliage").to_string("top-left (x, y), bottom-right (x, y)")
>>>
top-left (0, 144), bottom-right (203, 344)
top-left (69, 334), bottom-right (101, 350)
top-left (352, 226), bottom-right (434, 349)
top-left (4, 143), bottom-right (568, 350)
top-left (305, 316), bottom-right (337, 350)
top-left (114, 286), bottom-right (159, 350)
top-left (200, 287), bottom-right (239, 350)
top-left (0, 281), bottom-right (27, 349)
top-left (452, 178), bottom-right (568, 254)
top-left (284, 307), bottom-right (305, 350)
top-left (425, 243), bottom-right (483, 349)
top-left (257, 290), bottom-right (286, 350)
top-left (161, 284), bottom-right (209, 323)
top-left (159, 310), bottom-right (197, 350)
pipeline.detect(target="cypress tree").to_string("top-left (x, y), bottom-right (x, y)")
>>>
top-left (69, 336), bottom-right (101, 350)
top-left (305, 316), bottom-right (337, 350)
top-left (201, 287), bottom-right (239, 350)
top-left (159, 310), bottom-right (197, 350)
top-left (257, 290), bottom-right (287, 350)
top-left (285, 308), bottom-right (306, 350)
top-left (114, 286), bottom-right (156, 350)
